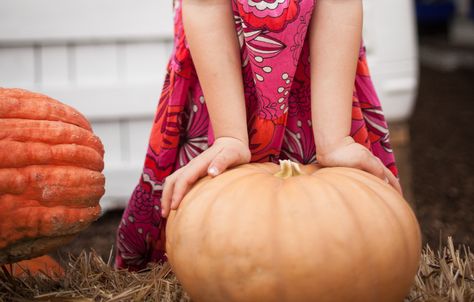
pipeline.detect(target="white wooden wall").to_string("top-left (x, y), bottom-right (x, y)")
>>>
top-left (0, 0), bottom-right (418, 211)
top-left (0, 0), bottom-right (174, 211)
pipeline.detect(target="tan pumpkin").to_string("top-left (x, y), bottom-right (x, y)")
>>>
top-left (166, 160), bottom-right (421, 302)
top-left (0, 88), bottom-right (105, 264)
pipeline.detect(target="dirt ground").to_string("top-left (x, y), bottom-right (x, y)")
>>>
top-left (410, 65), bottom-right (473, 248)
top-left (55, 64), bottom-right (474, 262)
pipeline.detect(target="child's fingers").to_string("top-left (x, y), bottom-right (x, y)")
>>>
top-left (208, 148), bottom-right (240, 177)
top-left (317, 143), bottom-right (403, 196)
top-left (168, 150), bottom-right (218, 212)
top-left (171, 160), bottom-right (209, 210)
top-left (357, 150), bottom-right (387, 181)
top-left (162, 142), bottom-right (247, 217)
top-left (383, 165), bottom-right (403, 195)
top-left (374, 156), bottom-right (403, 195)
top-left (170, 178), bottom-right (193, 211)
top-left (161, 174), bottom-right (177, 218)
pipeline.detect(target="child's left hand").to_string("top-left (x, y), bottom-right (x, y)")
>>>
top-left (316, 136), bottom-right (403, 195)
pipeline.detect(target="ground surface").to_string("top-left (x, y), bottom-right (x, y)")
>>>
top-left (410, 65), bottom-right (473, 248)
top-left (55, 64), bottom-right (474, 262)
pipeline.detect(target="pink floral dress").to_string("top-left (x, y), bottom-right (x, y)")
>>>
top-left (115, 0), bottom-right (399, 270)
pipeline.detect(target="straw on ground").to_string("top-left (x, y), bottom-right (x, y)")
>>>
top-left (0, 237), bottom-right (472, 302)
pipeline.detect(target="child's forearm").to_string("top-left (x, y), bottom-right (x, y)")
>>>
top-left (182, 0), bottom-right (248, 145)
top-left (309, 0), bottom-right (362, 153)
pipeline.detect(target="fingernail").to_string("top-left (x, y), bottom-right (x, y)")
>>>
top-left (208, 166), bottom-right (219, 176)
top-left (384, 177), bottom-right (389, 184)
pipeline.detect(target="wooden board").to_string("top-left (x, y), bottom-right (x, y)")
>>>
top-left (0, 0), bottom-right (173, 44)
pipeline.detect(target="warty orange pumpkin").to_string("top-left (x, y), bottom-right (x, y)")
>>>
top-left (5, 255), bottom-right (64, 278)
top-left (166, 160), bottom-right (421, 302)
top-left (0, 88), bottom-right (105, 264)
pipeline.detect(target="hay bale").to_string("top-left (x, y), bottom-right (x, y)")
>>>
top-left (0, 237), bottom-right (472, 302)
top-left (405, 237), bottom-right (474, 302)
top-left (0, 250), bottom-right (189, 302)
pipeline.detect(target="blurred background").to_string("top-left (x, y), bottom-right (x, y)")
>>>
top-left (0, 0), bottom-right (472, 258)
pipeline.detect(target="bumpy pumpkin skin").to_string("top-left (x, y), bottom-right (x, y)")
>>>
top-left (6, 255), bottom-right (64, 278)
top-left (0, 88), bottom-right (105, 264)
top-left (166, 161), bottom-right (422, 302)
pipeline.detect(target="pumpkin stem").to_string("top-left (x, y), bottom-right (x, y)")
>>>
top-left (274, 160), bottom-right (304, 179)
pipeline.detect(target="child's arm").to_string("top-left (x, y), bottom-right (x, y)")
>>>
top-left (183, 0), bottom-right (248, 144)
top-left (310, 0), bottom-right (361, 150)
top-left (309, 0), bottom-right (402, 193)
top-left (161, 0), bottom-right (251, 217)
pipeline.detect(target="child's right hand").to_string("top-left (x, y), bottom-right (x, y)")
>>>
top-left (161, 136), bottom-right (251, 218)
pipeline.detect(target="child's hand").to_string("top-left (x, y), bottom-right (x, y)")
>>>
top-left (316, 136), bottom-right (403, 195)
top-left (161, 136), bottom-right (251, 218)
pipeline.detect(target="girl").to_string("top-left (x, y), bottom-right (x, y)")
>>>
top-left (116, 0), bottom-right (402, 270)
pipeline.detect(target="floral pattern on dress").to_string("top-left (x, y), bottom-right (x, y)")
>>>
top-left (116, 0), bottom-right (399, 271)
top-left (234, 0), bottom-right (300, 32)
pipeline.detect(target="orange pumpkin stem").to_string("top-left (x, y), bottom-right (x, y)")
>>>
top-left (273, 160), bottom-right (304, 179)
